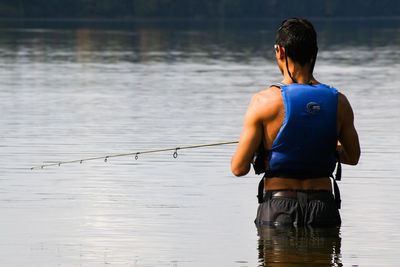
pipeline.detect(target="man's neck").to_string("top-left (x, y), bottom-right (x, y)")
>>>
top-left (282, 59), bottom-right (314, 85)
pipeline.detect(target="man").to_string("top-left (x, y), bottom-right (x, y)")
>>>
top-left (231, 17), bottom-right (360, 227)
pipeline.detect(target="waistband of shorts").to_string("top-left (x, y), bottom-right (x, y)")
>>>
top-left (268, 190), bottom-right (334, 201)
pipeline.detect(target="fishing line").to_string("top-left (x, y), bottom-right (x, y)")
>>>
top-left (30, 141), bottom-right (239, 170)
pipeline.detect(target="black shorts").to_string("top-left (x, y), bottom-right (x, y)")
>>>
top-left (255, 190), bottom-right (341, 227)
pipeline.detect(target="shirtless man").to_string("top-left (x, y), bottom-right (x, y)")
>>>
top-left (231, 17), bottom-right (360, 227)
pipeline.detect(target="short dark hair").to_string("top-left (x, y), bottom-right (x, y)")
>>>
top-left (276, 17), bottom-right (318, 71)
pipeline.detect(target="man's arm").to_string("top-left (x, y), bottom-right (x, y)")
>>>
top-left (231, 94), bottom-right (264, 176)
top-left (337, 93), bottom-right (361, 165)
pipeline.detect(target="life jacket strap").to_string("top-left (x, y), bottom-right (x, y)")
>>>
top-left (333, 154), bottom-right (342, 209)
top-left (332, 178), bottom-right (341, 209)
top-left (257, 177), bottom-right (265, 204)
top-left (270, 82), bottom-right (286, 88)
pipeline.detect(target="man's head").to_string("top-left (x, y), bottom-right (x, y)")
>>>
top-left (275, 17), bottom-right (318, 75)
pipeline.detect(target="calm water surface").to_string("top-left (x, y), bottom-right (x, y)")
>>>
top-left (0, 19), bottom-right (399, 267)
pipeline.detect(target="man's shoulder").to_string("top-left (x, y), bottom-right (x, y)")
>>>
top-left (253, 86), bottom-right (282, 101)
top-left (249, 86), bottom-right (283, 117)
top-left (337, 91), bottom-right (353, 115)
top-left (253, 86), bottom-right (282, 104)
top-left (337, 91), bottom-right (350, 106)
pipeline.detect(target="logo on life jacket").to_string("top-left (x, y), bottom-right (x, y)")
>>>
top-left (306, 102), bottom-right (321, 114)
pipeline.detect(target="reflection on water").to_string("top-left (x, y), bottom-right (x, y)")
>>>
top-left (2, 18), bottom-right (399, 65)
top-left (257, 226), bottom-right (342, 267)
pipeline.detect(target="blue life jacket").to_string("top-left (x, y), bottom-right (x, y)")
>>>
top-left (266, 83), bottom-right (338, 178)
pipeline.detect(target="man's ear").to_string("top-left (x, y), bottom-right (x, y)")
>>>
top-left (277, 46), bottom-right (285, 60)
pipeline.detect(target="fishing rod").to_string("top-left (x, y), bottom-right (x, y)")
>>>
top-left (30, 141), bottom-right (239, 170)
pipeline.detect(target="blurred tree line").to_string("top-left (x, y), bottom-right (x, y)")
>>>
top-left (0, 0), bottom-right (398, 19)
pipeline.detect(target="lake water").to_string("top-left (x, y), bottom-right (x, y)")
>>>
top-left (0, 18), bottom-right (399, 267)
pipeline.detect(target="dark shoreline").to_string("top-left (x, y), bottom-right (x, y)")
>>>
top-left (0, 16), bottom-right (399, 22)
